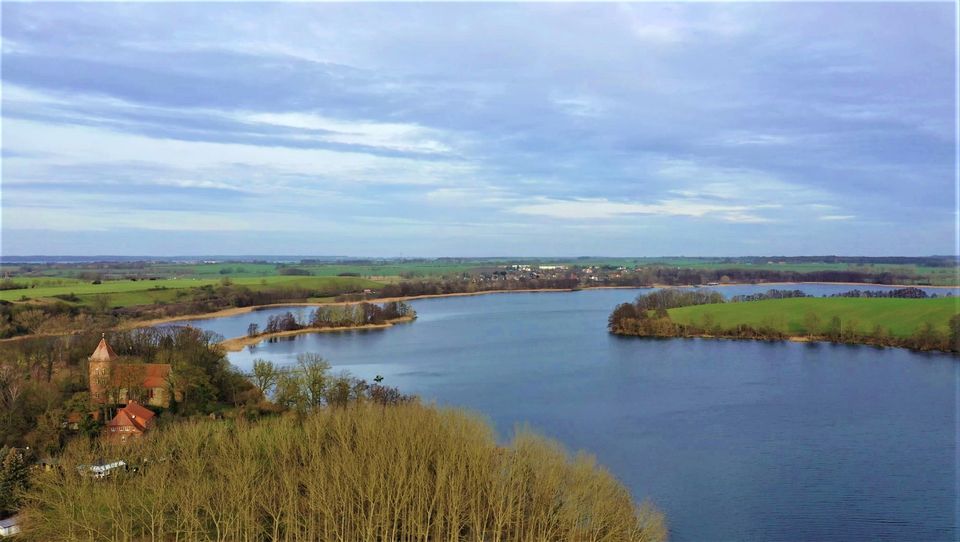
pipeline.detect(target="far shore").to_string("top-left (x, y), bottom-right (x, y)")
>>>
top-left (219, 315), bottom-right (417, 352)
top-left (125, 281), bottom-right (957, 330)
top-left (3, 281), bottom-right (955, 345)
top-left (120, 288), bottom-right (585, 329)
top-left (712, 281), bottom-right (959, 290)
top-left (616, 331), bottom-right (949, 354)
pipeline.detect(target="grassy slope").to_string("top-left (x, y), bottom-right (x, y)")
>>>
top-left (1, 276), bottom-right (384, 307)
top-left (669, 297), bottom-right (960, 338)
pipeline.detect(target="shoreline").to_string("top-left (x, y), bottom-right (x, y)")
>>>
top-left (703, 281), bottom-right (959, 290)
top-left (613, 331), bottom-right (952, 354)
top-left (219, 315), bottom-right (416, 352)
top-left (120, 288), bottom-right (585, 329)
top-left (5, 281), bottom-right (955, 344)
top-left (126, 281), bottom-right (957, 329)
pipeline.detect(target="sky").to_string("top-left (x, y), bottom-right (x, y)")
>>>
top-left (1, 2), bottom-right (956, 257)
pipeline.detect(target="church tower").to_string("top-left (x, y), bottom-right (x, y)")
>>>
top-left (89, 334), bottom-right (118, 402)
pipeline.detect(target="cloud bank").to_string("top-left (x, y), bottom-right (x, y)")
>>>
top-left (1, 3), bottom-right (954, 256)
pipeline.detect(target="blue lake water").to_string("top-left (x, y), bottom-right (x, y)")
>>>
top-left (169, 285), bottom-right (958, 541)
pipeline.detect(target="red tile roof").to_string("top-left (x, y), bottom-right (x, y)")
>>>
top-left (122, 400), bottom-right (155, 421)
top-left (106, 401), bottom-right (155, 433)
top-left (110, 363), bottom-right (172, 389)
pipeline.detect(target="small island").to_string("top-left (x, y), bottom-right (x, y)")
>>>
top-left (609, 288), bottom-right (960, 353)
top-left (220, 300), bottom-right (417, 351)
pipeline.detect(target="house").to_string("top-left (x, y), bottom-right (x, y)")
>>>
top-left (104, 400), bottom-right (156, 441)
top-left (88, 335), bottom-right (174, 408)
top-left (0, 515), bottom-right (21, 537)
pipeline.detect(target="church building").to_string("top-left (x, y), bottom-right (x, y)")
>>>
top-left (88, 335), bottom-right (174, 408)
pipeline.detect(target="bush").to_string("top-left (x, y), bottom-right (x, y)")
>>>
top-left (277, 267), bottom-right (311, 276)
top-left (0, 279), bottom-right (25, 291)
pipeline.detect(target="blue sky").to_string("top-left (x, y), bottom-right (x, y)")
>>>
top-left (1, 2), bottom-right (955, 257)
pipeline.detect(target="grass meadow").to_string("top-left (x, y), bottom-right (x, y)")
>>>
top-left (669, 297), bottom-right (959, 337)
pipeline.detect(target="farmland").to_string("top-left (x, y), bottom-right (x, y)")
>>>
top-left (2, 256), bottom-right (958, 310)
top-left (0, 276), bottom-right (383, 308)
top-left (669, 297), bottom-right (959, 338)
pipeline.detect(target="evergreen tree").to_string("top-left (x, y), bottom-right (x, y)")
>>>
top-left (0, 446), bottom-right (29, 515)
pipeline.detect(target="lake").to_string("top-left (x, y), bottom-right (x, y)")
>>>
top-left (171, 285), bottom-right (957, 541)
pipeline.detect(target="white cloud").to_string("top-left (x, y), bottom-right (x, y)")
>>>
top-left (549, 93), bottom-right (608, 118)
top-left (423, 186), bottom-right (511, 206)
top-left (3, 83), bottom-right (461, 156)
top-left (819, 215), bottom-right (855, 221)
top-left (617, 4), bottom-right (750, 46)
top-left (716, 131), bottom-right (793, 146)
top-left (657, 158), bottom-right (829, 205)
top-left (2, 206), bottom-right (288, 232)
top-left (242, 112), bottom-right (453, 154)
top-left (3, 118), bottom-right (475, 191)
top-left (510, 197), bottom-right (772, 223)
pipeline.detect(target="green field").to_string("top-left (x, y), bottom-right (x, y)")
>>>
top-left (1, 260), bottom-right (496, 280)
top-left (0, 276), bottom-right (384, 307)
top-left (669, 297), bottom-right (960, 338)
top-left (3, 257), bottom-right (957, 311)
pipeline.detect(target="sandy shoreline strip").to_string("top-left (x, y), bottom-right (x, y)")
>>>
top-left (219, 315), bottom-right (416, 352)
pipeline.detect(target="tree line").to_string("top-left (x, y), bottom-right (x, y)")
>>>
top-left (827, 287), bottom-right (933, 298)
top-left (337, 276), bottom-right (582, 302)
top-left (729, 289), bottom-right (810, 303)
top-left (249, 354), bottom-right (414, 412)
top-left (250, 301), bottom-right (415, 337)
top-left (614, 267), bottom-right (921, 287)
top-left (609, 299), bottom-right (960, 354)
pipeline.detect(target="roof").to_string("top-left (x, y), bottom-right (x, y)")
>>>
top-left (106, 410), bottom-right (145, 432)
top-left (0, 515), bottom-right (20, 528)
top-left (122, 400), bottom-right (155, 421)
top-left (106, 401), bottom-right (155, 433)
top-left (90, 336), bottom-right (119, 363)
top-left (111, 363), bottom-right (171, 389)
